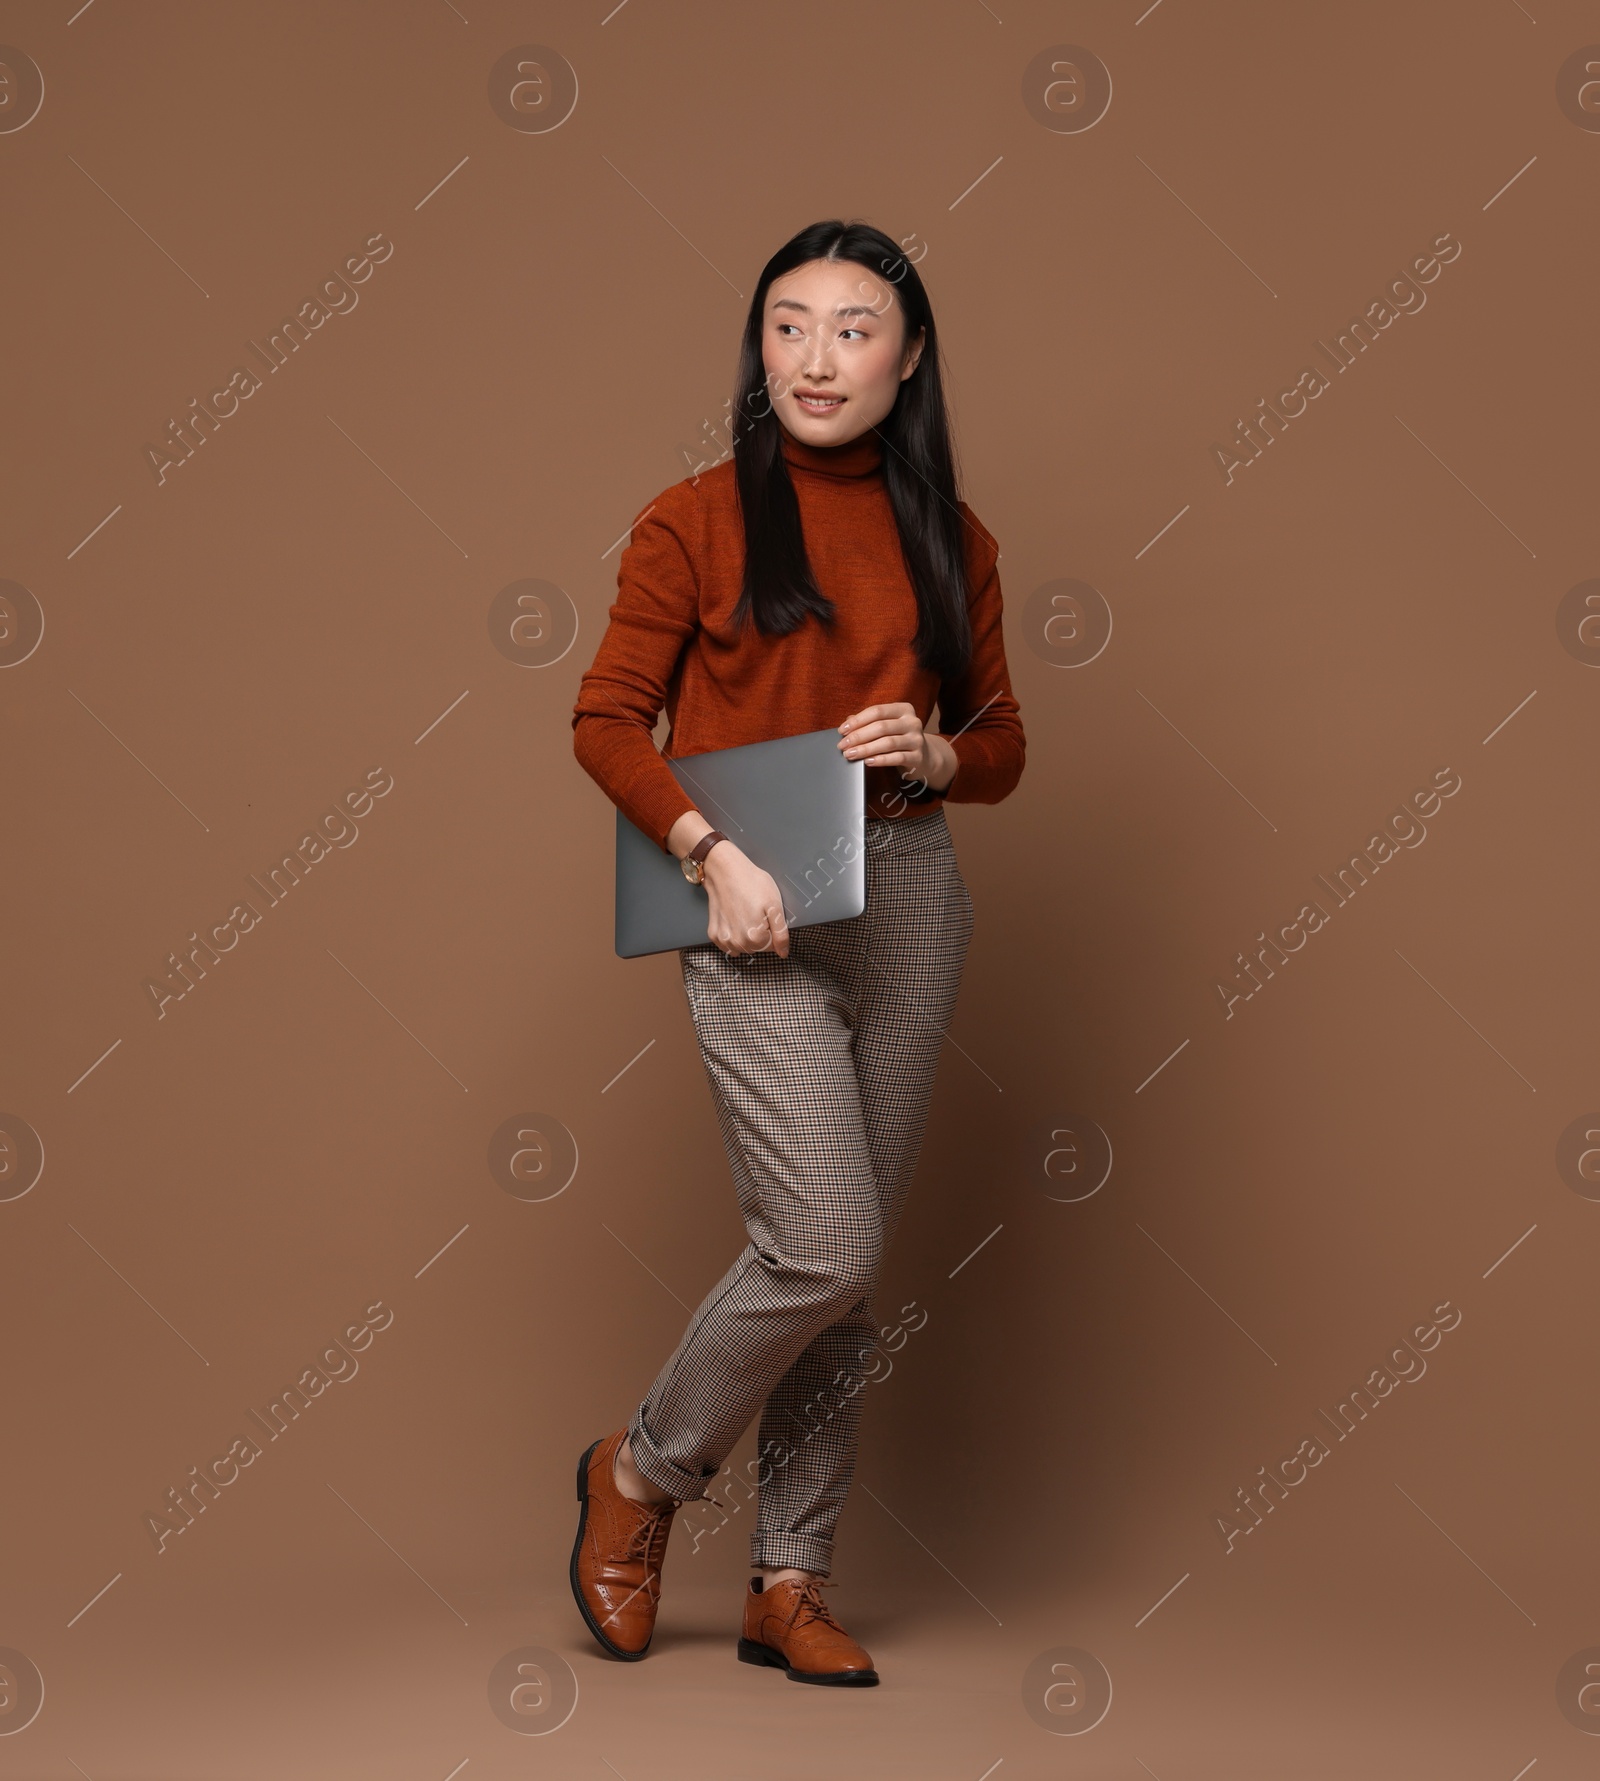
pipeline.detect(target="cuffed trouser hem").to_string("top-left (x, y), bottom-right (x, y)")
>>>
top-left (626, 1406), bottom-right (720, 1503)
top-left (749, 1534), bottom-right (833, 1577)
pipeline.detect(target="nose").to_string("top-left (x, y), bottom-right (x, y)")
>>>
top-left (798, 331), bottom-right (835, 379)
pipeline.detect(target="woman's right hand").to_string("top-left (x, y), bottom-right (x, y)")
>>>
top-left (702, 843), bottom-right (790, 958)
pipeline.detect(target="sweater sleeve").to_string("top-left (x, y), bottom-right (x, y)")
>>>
top-left (935, 504), bottom-right (1026, 804)
top-left (571, 487), bottom-right (703, 853)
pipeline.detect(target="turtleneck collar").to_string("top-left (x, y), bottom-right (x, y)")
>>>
top-left (778, 424), bottom-right (884, 481)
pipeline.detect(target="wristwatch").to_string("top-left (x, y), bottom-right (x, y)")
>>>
top-left (680, 829), bottom-right (729, 886)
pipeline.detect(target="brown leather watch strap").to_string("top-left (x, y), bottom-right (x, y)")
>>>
top-left (688, 829), bottom-right (728, 866)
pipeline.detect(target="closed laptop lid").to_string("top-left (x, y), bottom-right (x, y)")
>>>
top-left (614, 726), bottom-right (866, 959)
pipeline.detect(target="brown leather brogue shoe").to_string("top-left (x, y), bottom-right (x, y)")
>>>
top-left (569, 1429), bottom-right (679, 1660)
top-left (737, 1574), bottom-right (880, 1686)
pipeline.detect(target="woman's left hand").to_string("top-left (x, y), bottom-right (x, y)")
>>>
top-left (837, 702), bottom-right (955, 790)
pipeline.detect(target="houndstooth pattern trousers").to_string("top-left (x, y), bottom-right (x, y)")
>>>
top-left (626, 806), bottom-right (974, 1576)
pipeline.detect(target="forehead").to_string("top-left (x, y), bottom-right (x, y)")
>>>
top-left (765, 259), bottom-right (899, 321)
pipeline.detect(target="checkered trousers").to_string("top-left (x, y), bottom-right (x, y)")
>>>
top-left (626, 806), bottom-right (974, 1576)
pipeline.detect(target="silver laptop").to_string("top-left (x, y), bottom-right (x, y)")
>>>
top-left (615, 726), bottom-right (866, 958)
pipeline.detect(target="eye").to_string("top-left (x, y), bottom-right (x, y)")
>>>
top-left (839, 327), bottom-right (867, 341)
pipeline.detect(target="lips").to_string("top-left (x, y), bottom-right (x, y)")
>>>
top-left (795, 392), bottom-right (845, 412)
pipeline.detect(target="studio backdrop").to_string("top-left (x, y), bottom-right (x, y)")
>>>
top-left (3, 2), bottom-right (1597, 1777)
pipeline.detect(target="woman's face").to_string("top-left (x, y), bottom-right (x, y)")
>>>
top-left (760, 257), bottom-right (924, 447)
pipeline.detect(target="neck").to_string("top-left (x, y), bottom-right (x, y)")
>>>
top-left (778, 425), bottom-right (884, 481)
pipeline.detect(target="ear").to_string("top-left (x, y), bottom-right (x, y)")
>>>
top-left (902, 327), bottom-right (926, 380)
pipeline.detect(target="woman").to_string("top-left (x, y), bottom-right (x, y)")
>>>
top-left (568, 218), bottom-right (1025, 1687)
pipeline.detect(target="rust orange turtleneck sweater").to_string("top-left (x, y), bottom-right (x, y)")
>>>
top-left (571, 426), bottom-right (1026, 852)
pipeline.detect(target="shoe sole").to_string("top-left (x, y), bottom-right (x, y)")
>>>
top-left (569, 1437), bottom-right (654, 1662)
top-left (737, 1636), bottom-right (880, 1686)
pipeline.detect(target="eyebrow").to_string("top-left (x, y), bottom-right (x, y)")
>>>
top-left (770, 298), bottom-right (886, 320)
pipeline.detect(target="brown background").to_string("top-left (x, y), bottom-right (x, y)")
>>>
top-left (3, 1), bottom-right (1597, 1775)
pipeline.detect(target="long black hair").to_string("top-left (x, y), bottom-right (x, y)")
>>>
top-left (729, 219), bottom-right (973, 685)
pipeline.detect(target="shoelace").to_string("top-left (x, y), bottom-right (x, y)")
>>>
top-left (619, 1482), bottom-right (728, 1566)
top-left (614, 1474), bottom-right (731, 1573)
top-left (785, 1578), bottom-right (847, 1633)
top-left (622, 1498), bottom-right (677, 1568)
